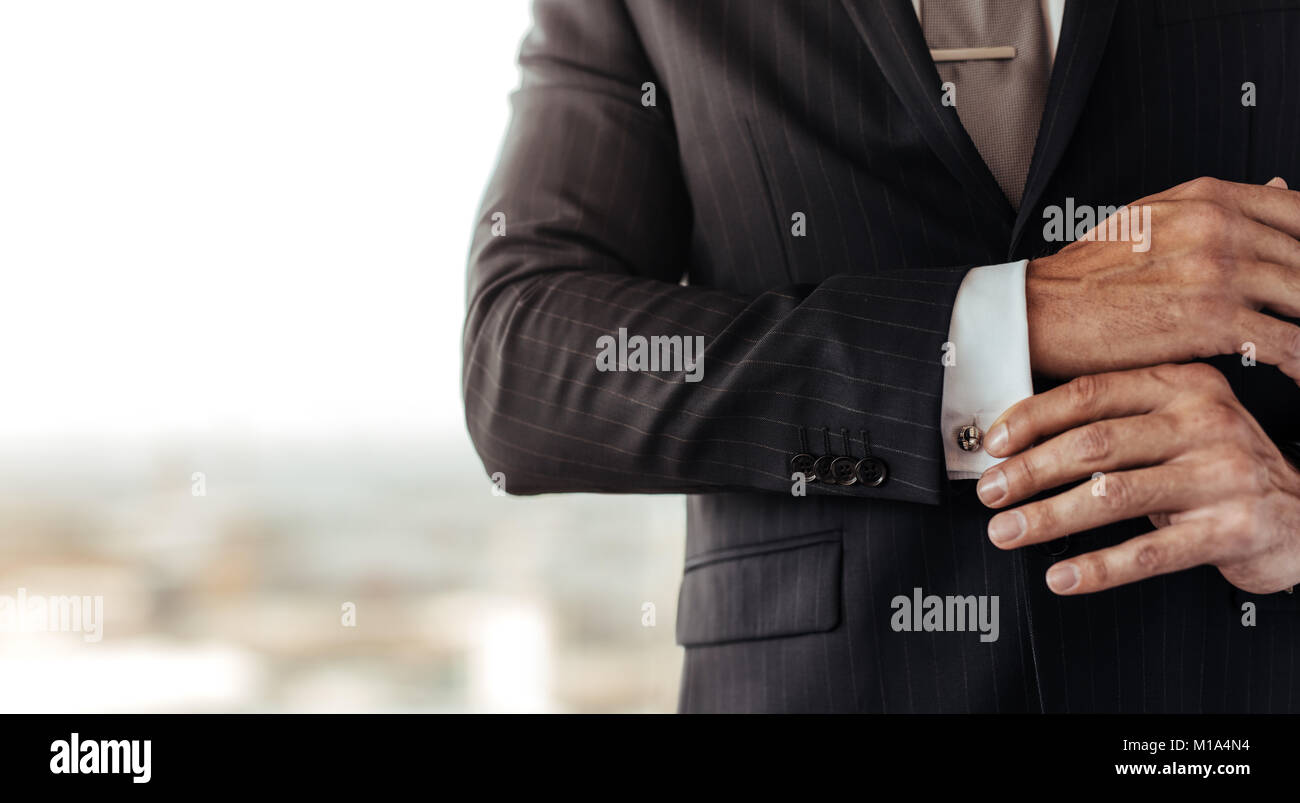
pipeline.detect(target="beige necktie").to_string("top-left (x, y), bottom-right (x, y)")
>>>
top-left (922, 0), bottom-right (1050, 210)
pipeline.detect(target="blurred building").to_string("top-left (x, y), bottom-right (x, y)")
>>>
top-left (0, 435), bottom-right (685, 712)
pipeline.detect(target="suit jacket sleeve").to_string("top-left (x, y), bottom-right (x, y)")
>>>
top-left (462, 0), bottom-right (969, 504)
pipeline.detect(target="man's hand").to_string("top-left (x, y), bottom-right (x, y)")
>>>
top-left (1027, 176), bottom-right (1300, 381)
top-left (975, 362), bottom-right (1300, 596)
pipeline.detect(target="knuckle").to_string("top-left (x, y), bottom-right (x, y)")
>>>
top-left (1174, 364), bottom-right (1233, 401)
top-left (1203, 253), bottom-right (1238, 283)
top-left (1185, 176), bottom-right (1224, 199)
top-left (1184, 199), bottom-right (1233, 238)
top-left (1134, 540), bottom-right (1167, 573)
top-left (1282, 325), bottom-right (1300, 364)
top-left (1147, 199), bottom-right (1177, 229)
top-left (1065, 373), bottom-right (1102, 412)
top-left (1151, 362), bottom-right (1189, 385)
top-left (1215, 502), bottom-right (1257, 542)
top-left (1008, 454), bottom-right (1038, 492)
top-left (1100, 473), bottom-right (1132, 510)
top-left (1073, 424), bottom-right (1111, 463)
top-left (1083, 553), bottom-right (1111, 587)
top-left (1180, 361), bottom-right (1228, 389)
top-left (1028, 501), bottom-right (1057, 537)
top-left (1216, 448), bottom-right (1260, 487)
top-left (1196, 399), bottom-right (1242, 433)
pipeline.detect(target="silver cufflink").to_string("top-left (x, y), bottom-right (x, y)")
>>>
top-left (957, 420), bottom-right (982, 452)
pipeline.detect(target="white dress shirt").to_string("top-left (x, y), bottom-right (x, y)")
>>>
top-left (916, 0), bottom-right (1065, 479)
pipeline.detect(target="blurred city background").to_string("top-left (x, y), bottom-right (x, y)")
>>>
top-left (0, 1), bottom-right (686, 712)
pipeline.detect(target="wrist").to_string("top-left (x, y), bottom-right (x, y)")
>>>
top-left (1025, 254), bottom-right (1082, 379)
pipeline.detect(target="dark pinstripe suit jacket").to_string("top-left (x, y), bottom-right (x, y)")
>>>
top-left (463, 0), bottom-right (1300, 712)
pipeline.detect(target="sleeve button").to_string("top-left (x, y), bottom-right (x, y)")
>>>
top-left (813, 454), bottom-right (835, 481)
top-left (789, 453), bottom-right (817, 481)
top-left (854, 457), bottom-right (889, 487)
top-left (830, 456), bottom-right (858, 485)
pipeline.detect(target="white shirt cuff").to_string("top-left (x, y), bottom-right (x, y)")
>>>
top-left (941, 259), bottom-right (1034, 480)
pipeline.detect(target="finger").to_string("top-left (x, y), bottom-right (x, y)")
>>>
top-left (1190, 177), bottom-right (1300, 241)
top-left (1230, 308), bottom-right (1300, 381)
top-left (1149, 512), bottom-right (1172, 528)
top-left (985, 368), bottom-right (1179, 458)
top-left (977, 413), bottom-right (1184, 508)
top-left (986, 464), bottom-right (1205, 548)
top-left (1236, 259), bottom-right (1300, 318)
top-left (1239, 217), bottom-right (1300, 277)
top-left (1042, 521), bottom-right (1214, 594)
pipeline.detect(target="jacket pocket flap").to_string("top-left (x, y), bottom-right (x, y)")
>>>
top-left (676, 530), bottom-right (842, 647)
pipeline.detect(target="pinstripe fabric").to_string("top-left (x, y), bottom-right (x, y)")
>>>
top-left (463, 0), bottom-right (1300, 712)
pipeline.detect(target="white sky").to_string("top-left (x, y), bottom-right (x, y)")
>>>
top-left (0, 0), bottom-right (534, 441)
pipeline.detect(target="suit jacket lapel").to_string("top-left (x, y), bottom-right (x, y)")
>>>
top-left (840, 0), bottom-right (1014, 233)
top-left (1010, 0), bottom-right (1120, 255)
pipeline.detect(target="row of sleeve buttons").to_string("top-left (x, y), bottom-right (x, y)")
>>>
top-left (789, 428), bottom-right (889, 487)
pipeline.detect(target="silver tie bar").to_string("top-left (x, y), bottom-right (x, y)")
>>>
top-left (929, 46), bottom-right (1017, 62)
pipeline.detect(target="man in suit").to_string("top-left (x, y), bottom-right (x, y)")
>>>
top-left (462, 0), bottom-right (1300, 712)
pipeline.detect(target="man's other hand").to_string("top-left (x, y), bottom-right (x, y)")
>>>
top-left (1027, 176), bottom-right (1300, 382)
top-left (977, 363), bottom-right (1300, 596)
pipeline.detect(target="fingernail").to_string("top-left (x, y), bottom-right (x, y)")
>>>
top-left (985, 423), bottom-right (1008, 456)
top-left (987, 510), bottom-right (1026, 544)
top-left (976, 469), bottom-right (1008, 505)
top-left (1267, 176), bottom-right (1289, 189)
top-left (1046, 563), bottom-right (1080, 593)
